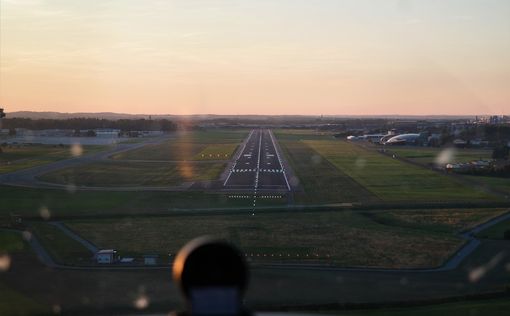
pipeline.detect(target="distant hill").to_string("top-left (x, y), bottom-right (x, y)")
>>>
top-left (6, 111), bottom-right (479, 121)
top-left (7, 111), bottom-right (317, 121)
top-left (8, 111), bottom-right (172, 120)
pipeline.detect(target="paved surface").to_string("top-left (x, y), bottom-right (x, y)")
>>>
top-left (222, 129), bottom-right (294, 209)
top-left (0, 130), bottom-right (297, 193)
top-left (224, 129), bottom-right (291, 191)
top-left (0, 228), bottom-right (59, 268)
top-left (0, 136), bottom-right (180, 191)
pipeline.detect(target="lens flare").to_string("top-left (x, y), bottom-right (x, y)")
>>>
top-left (435, 148), bottom-right (456, 165)
top-left (70, 143), bottom-right (83, 157)
top-left (0, 254), bottom-right (11, 271)
top-left (39, 206), bottom-right (51, 220)
top-left (134, 294), bottom-right (150, 310)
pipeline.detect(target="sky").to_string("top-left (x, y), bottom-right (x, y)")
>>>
top-left (0, 0), bottom-right (509, 115)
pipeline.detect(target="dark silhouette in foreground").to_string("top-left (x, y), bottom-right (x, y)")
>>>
top-left (172, 236), bottom-right (252, 316)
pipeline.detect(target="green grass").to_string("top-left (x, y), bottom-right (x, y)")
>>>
top-left (0, 230), bottom-right (28, 253)
top-left (386, 147), bottom-right (492, 166)
top-left (305, 140), bottom-right (498, 203)
top-left (65, 210), bottom-right (464, 268)
top-left (0, 186), bottom-right (251, 218)
top-left (476, 218), bottom-right (510, 239)
top-left (0, 282), bottom-right (51, 316)
top-left (323, 298), bottom-right (510, 315)
top-left (112, 141), bottom-right (206, 161)
top-left (368, 208), bottom-right (507, 234)
top-left (194, 144), bottom-right (239, 160)
top-left (179, 129), bottom-right (249, 143)
top-left (0, 231), bottom-right (51, 315)
top-left (112, 130), bottom-right (248, 161)
top-left (0, 144), bottom-right (108, 173)
top-left (274, 129), bottom-right (335, 141)
top-left (38, 160), bottom-right (225, 186)
top-left (29, 222), bottom-right (93, 264)
top-left (279, 139), bottom-right (379, 204)
top-left (385, 148), bottom-right (509, 196)
top-left (465, 175), bottom-right (510, 194)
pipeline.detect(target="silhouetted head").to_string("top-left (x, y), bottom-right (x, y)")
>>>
top-left (173, 236), bottom-right (249, 315)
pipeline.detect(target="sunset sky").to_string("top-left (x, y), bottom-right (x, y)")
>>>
top-left (0, 0), bottom-right (509, 115)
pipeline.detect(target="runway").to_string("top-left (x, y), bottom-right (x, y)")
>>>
top-left (223, 129), bottom-right (291, 191)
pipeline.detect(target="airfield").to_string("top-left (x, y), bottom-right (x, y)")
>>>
top-left (1, 128), bottom-right (510, 314)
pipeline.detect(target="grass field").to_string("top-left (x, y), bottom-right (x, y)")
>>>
top-left (366, 145), bottom-right (510, 200)
top-left (29, 222), bottom-right (93, 264)
top-left (63, 209), bottom-right (479, 268)
top-left (194, 143), bottom-right (239, 160)
top-left (0, 144), bottom-right (107, 173)
top-left (0, 282), bottom-right (51, 316)
top-left (305, 140), bottom-right (497, 202)
top-left (279, 139), bottom-right (379, 204)
top-left (385, 147), bottom-right (492, 166)
top-left (274, 129), bottom-right (335, 141)
top-left (38, 160), bottom-right (225, 187)
top-left (324, 298), bottom-right (510, 316)
top-left (465, 175), bottom-right (510, 194)
top-left (0, 186), bottom-right (253, 219)
top-left (0, 231), bottom-right (51, 315)
top-left (368, 208), bottom-right (507, 234)
top-left (476, 218), bottom-right (510, 239)
top-left (112, 130), bottom-right (247, 161)
top-left (0, 230), bottom-right (27, 253)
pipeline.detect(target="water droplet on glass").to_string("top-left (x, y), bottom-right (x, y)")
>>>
top-left (22, 231), bottom-right (32, 241)
top-left (0, 254), bottom-right (11, 271)
top-left (355, 157), bottom-right (366, 169)
top-left (70, 143), bottom-right (83, 157)
top-left (311, 154), bottom-right (322, 165)
top-left (52, 304), bottom-right (61, 314)
top-left (134, 294), bottom-right (150, 310)
top-left (65, 182), bottom-right (77, 193)
top-left (39, 206), bottom-right (51, 220)
top-left (435, 147), bottom-right (456, 166)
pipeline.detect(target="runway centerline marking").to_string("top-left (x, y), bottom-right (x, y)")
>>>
top-left (252, 129), bottom-right (263, 214)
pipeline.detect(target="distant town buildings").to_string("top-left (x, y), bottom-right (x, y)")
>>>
top-left (91, 128), bottom-right (120, 137)
top-left (345, 115), bottom-right (509, 149)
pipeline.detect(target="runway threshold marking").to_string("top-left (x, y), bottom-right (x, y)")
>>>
top-left (268, 129), bottom-right (291, 191)
top-left (223, 129), bottom-right (254, 186)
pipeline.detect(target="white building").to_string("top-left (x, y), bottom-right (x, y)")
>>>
top-left (143, 254), bottom-right (158, 265)
top-left (95, 249), bottom-right (117, 264)
top-left (94, 129), bottom-right (120, 137)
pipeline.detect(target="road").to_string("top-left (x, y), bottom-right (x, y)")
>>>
top-left (0, 136), bottom-right (187, 191)
top-left (223, 129), bottom-right (291, 191)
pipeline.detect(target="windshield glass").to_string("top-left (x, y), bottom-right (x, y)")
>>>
top-left (0, 1), bottom-right (509, 315)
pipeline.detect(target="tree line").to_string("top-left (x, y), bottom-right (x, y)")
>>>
top-left (1, 118), bottom-right (177, 131)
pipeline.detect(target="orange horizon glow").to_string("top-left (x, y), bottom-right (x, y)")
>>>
top-left (1, 1), bottom-right (509, 116)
